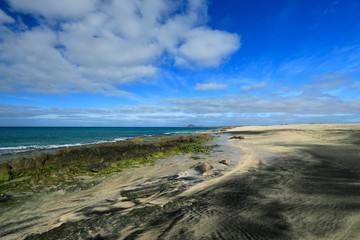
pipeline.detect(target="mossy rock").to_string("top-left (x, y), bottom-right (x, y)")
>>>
top-left (0, 163), bottom-right (12, 183)
top-left (0, 134), bottom-right (213, 191)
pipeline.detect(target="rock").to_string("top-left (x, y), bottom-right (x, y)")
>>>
top-left (89, 163), bottom-right (106, 172)
top-left (219, 160), bottom-right (230, 166)
top-left (121, 183), bottom-right (168, 201)
top-left (0, 163), bottom-right (12, 182)
top-left (230, 136), bottom-right (245, 140)
top-left (195, 162), bottom-right (213, 174)
top-left (0, 192), bottom-right (11, 202)
top-left (190, 155), bottom-right (201, 160)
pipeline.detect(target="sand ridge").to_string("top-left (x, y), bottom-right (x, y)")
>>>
top-left (180, 139), bottom-right (261, 196)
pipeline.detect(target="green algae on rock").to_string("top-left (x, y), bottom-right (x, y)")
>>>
top-left (0, 134), bottom-right (213, 191)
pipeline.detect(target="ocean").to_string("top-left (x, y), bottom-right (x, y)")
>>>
top-left (0, 127), bottom-right (216, 155)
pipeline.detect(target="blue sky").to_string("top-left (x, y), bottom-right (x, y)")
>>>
top-left (0, 0), bottom-right (359, 126)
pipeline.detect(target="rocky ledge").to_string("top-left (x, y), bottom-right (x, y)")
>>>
top-left (0, 134), bottom-right (213, 192)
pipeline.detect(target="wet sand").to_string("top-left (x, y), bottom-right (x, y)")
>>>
top-left (1, 124), bottom-right (360, 239)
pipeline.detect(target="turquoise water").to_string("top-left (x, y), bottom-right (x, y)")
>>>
top-left (0, 127), bottom-right (216, 155)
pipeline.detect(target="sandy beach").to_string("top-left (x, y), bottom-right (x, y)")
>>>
top-left (1, 124), bottom-right (360, 239)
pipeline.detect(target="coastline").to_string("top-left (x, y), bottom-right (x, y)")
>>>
top-left (0, 133), bottom-right (214, 187)
top-left (0, 131), bottom-right (243, 239)
top-left (0, 127), bottom-right (217, 158)
top-left (1, 124), bottom-right (360, 239)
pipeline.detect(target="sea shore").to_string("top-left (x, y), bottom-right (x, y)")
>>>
top-left (1, 124), bottom-right (360, 239)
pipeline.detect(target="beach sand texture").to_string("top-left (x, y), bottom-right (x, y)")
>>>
top-left (122, 124), bottom-right (360, 240)
top-left (1, 124), bottom-right (360, 239)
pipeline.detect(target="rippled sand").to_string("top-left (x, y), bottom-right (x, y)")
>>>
top-left (2, 124), bottom-right (360, 240)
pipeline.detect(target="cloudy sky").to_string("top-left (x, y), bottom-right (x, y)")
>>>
top-left (0, 0), bottom-right (359, 126)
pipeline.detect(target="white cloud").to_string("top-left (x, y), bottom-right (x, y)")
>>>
top-left (195, 82), bottom-right (228, 91)
top-left (1, 0), bottom-right (240, 95)
top-left (8, 0), bottom-right (99, 19)
top-left (176, 28), bottom-right (240, 68)
top-left (1, 92), bottom-right (359, 126)
top-left (163, 94), bottom-right (360, 115)
top-left (307, 73), bottom-right (349, 89)
top-left (240, 82), bottom-right (268, 91)
top-left (0, 9), bottom-right (14, 23)
top-left (0, 27), bottom-right (127, 95)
